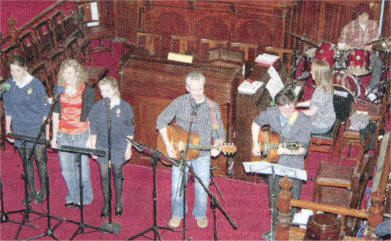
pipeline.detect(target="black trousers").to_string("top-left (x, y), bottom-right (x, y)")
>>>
top-left (17, 145), bottom-right (48, 198)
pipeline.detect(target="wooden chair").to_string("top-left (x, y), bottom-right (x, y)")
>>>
top-left (30, 61), bottom-right (53, 97)
top-left (338, 91), bottom-right (388, 163)
top-left (170, 35), bottom-right (198, 55)
top-left (64, 37), bottom-right (79, 60)
top-left (49, 10), bottom-right (68, 48)
top-left (198, 38), bottom-right (228, 61)
top-left (136, 32), bottom-right (162, 56)
top-left (17, 30), bottom-right (40, 66)
top-left (33, 18), bottom-right (57, 59)
top-left (313, 132), bottom-right (371, 204)
top-left (265, 46), bottom-right (293, 70)
top-left (304, 84), bottom-right (355, 169)
top-left (80, 20), bottom-right (113, 57)
top-left (230, 42), bottom-right (258, 62)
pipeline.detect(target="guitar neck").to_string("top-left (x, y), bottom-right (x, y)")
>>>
top-left (187, 144), bottom-right (213, 151)
top-left (264, 142), bottom-right (302, 151)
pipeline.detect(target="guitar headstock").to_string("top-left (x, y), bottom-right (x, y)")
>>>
top-left (220, 143), bottom-right (237, 155)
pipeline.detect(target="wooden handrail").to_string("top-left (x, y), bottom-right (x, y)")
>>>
top-left (1, 0), bottom-right (66, 47)
top-left (291, 199), bottom-right (368, 219)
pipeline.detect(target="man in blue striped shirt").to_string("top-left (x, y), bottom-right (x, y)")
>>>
top-left (157, 72), bottom-right (225, 229)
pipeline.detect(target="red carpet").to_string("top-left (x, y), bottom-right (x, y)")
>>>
top-left (1, 143), bottom-right (307, 240)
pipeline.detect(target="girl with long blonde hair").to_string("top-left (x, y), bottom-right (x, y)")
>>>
top-left (51, 59), bottom-right (95, 207)
top-left (297, 60), bottom-right (336, 134)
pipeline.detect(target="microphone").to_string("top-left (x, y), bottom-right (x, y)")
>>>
top-left (0, 83), bottom-right (11, 98)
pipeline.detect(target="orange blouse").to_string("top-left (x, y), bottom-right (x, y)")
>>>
top-left (59, 83), bottom-right (89, 134)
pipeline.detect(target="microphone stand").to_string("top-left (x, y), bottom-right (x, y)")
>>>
top-left (10, 92), bottom-right (65, 240)
top-left (186, 162), bottom-right (238, 241)
top-left (7, 133), bottom-right (64, 241)
top-left (178, 103), bottom-right (198, 241)
top-left (100, 99), bottom-right (122, 233)
top-left (125, 139), bottom-right (175, 241)
top-left (57, 145), bottom-right (120, 239)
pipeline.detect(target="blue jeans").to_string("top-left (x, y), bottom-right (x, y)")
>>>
top-left (171, 156), bottom-right (210, 219)
top-left (57, 131), bottom-right (93, 205)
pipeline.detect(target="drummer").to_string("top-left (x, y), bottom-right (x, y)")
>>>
top-left (338, 3), bottom-right (383, 96)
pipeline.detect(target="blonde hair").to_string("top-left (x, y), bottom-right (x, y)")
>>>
top-left (311, 60), bottom-right (334, 93)
top-left (57, 59), bottom-right (88, 90)
top-left (98, 76), bottom-right (121, 98)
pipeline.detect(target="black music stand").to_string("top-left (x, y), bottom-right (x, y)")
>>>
top-left (7, 133), bottom-right (64, 241)
top-left (125, 139), bottom-right (175, 241)
top-left (58, 145), bottom-right (119, 240)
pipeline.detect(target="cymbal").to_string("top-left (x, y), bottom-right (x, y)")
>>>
top-left (367, 36), bottom-right (391, 45)
top-left (373, 42), bottom-right (391, 54)
top-left (286, 31), bottom-right (319, 48)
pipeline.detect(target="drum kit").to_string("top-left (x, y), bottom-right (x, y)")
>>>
top-left (288, 31), bottom-right (391, 102)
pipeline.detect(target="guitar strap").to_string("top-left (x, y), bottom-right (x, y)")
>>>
top-left (207, 99), bottom-right (219, 130)
top-left (280, 110), bottom-right (299, 139)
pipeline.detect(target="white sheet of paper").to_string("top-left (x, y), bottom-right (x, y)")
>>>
top-left (242, 161), bottom-right (307, 181)
top-left (266, 66), bottom-right (284, 100)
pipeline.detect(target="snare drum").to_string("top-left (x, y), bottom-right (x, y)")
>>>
top-left (315, 41), bottom-right (337, 67)
top-left (333, 71), bottom-right (362, 99)
top-left (346, 49), bottom-right (370, 76)
top-left (333, 84), bottom-right (356, 122)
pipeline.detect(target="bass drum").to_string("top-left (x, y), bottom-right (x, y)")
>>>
top-left (333, 71), bottom-right (362, 99)
top-left (333, 84), bottom-right (356, 122)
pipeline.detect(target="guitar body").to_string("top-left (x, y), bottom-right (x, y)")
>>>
top-left (157, 125), bottom-right (201, 162)
top-left (251, 130), bottom-right (280, 163)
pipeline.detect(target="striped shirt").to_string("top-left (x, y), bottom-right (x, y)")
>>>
top-left (156, 94), bottom-right (226, 157)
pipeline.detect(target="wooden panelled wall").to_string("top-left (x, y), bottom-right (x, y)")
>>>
top-left (106, 0), bottom-right (390, 59)
top-left (112, 0), bottom-right (297, 57)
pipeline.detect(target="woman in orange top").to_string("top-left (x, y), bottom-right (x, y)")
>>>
top-left (51, 59), bottom-right (95, 207)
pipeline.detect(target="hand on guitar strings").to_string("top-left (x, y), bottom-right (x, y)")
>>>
top-left (211, 139), bottom-right (224, 157)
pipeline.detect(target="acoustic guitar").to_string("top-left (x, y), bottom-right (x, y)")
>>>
top-left (157, 125), bottom-right (237, 165)
top-left (251, 128), bottom-right (302, 163)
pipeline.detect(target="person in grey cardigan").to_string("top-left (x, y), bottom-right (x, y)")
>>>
top-left (252, 86), bottom-right (312, 240)
top-left (296, 60), bottom-right (336, 134)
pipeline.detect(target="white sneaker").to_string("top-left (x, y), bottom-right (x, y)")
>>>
top-left (169, 216), bottom-right (182, 228)
top-left (196, 217), bottom-right (208, 228)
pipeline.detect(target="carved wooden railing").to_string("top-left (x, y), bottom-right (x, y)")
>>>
top-left (276, 176), bottom-right (385, 240)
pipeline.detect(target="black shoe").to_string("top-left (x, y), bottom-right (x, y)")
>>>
top-left (115, 206), bottom-right (123, 216)
top-left (115, 199), bottom-right (123, 216)
top-left (73, 203), bottom-right (82, 209)
top-left (65, 202), bottom-right (74, 208)
top-left (101, 204), bottom-right (109, 217)
top-left (22, 192), bottom-right (37, 205)
top-left (34, 191), bottom-right (46, 204)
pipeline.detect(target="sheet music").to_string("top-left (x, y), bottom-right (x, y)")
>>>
top-left (266, 66), bottom-right (284, 100)
top-left (255, 53), bottom-right (280, 66)
top-left (243, 161), bottom-right (307, 181)
top-left (238, 80), bottom-right (264, 95)
top-left (292, 209), bottom-right (314, 228)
